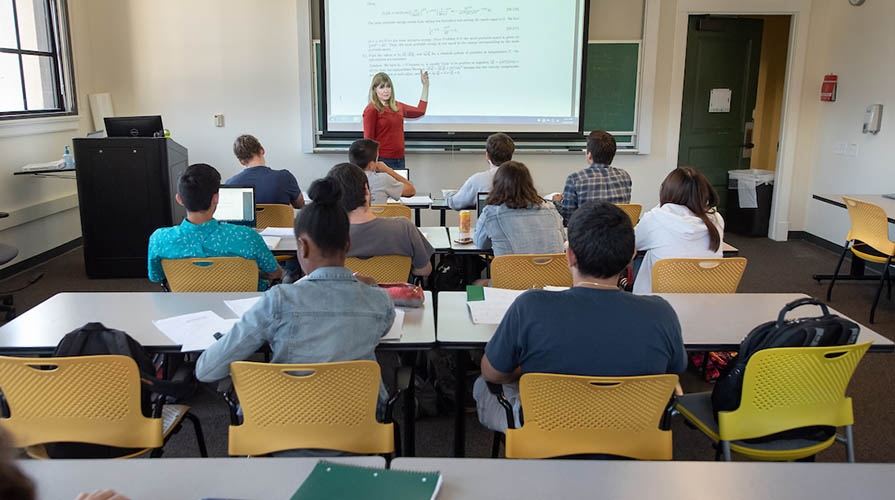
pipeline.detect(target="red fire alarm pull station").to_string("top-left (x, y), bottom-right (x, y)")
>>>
top-left (821, 74), bottom-right (838, 102)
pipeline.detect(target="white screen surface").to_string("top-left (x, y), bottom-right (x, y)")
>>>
top-left (323, 0), bottom-right (586, 134)
top-left (214, 187), bottom-right (255, 223)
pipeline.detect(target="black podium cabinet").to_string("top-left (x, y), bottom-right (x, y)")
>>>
top-left (74, 138), bottom-right (188, 278)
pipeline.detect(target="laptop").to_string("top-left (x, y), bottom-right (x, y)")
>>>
top-left (215, 185), bottom-right (256, 227)
top-left (393, 168), bottom-right (410, 181)
top-left (476, 192), bottom-right (489, 217)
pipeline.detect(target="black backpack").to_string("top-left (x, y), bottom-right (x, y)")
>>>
top-left (711, 298), bottom-right (859, 440)
top-left (44, 322), bottom-right (193, 458)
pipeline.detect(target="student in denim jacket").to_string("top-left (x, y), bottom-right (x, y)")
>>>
top-left (474, 161), bottom-right (566, 257)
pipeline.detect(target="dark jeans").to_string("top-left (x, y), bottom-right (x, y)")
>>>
top-left (380, 157), bottom-right (406, 171)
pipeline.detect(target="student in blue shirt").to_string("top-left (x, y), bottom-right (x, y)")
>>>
top-left (147, 163), bottom-right (282, 290)
top-left (226, 134), bottom-right (305, 208)
top-left (195, 177), bottom-right (395, 404)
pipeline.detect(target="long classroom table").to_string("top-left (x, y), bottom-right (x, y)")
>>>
top-left (436, 291), bottom-right (895, 457)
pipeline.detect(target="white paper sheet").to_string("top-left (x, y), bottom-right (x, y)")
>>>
top-left (382, 308), bottom-right (405, 340)
top-left (543, 286), bottom-right (570, 292)
top-left (259, 227), bottom-right (294, 237)
top-left (400, 195), bottom-right (433, 205)
top-left (224, 296), bottom-right (262, 318)
top-left (466, 288), bottom-right (526, 325)
top-left (153, 311), bottom-right (238, 352)
top-left (262, 236), bottom-right (281, 250)
top-left (737, 177), bottom-right (758, 208)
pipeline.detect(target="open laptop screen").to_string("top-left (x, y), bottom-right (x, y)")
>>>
top-left (215, 185), bottom-right (256, 227)
top-left (393, 168), bottom-right (409, 181)
top-left (476, 192), bottom-right (489, 217)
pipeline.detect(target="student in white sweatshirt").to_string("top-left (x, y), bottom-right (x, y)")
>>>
top-left (633, 167), bottom-right (724, 293)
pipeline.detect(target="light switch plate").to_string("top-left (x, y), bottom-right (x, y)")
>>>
top-left (833, 142), bottom-right (847, 154)
top-left (214, 114), bottom-right (225, 127)
top-left (846, 143), bottom-right (859, 157)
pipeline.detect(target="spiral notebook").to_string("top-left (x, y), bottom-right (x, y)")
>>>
top-left (291, 461), bottom-right (442, 500)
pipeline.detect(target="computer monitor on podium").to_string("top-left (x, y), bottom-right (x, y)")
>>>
top-left (104, 115), bottom-right (164, 138)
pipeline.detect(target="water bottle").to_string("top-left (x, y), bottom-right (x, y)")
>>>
top-left (63, 145), bottom-right (74, 169)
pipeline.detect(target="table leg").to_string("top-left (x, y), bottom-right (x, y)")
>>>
top-left (454, 350), bottom-right (467, 457)
top-left (440, 209), bottom-right (446, 227)
top-left (414, 208), bottom-right (421, 227)
top-left (402, 359), bottom-right (416, 457)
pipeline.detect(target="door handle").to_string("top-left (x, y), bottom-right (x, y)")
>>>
top-left (742, 142), bottom-right (755, 149)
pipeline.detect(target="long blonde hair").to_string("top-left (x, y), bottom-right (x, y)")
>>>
top-left (369, 72), bottom-right (399, 112)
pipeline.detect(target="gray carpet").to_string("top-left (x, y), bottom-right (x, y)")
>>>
top-left (1, 234), bottom-right (892, 462)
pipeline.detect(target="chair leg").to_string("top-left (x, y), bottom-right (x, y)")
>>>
top-left (845, 424), bottom-right (855, 463)
top-left (826, 245), bottom-right (851, 301)
top-left (869, 257), bottom-right (892, 324)
top-left (491, 432), bottom-right (503, 458)
top-left (721, 441), bottom-right (732, 461)
top-left (183, 412), bottom-right (209, 457)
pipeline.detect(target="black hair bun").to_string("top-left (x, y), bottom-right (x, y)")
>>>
top-left (307, 177), bottom-right (343, 206)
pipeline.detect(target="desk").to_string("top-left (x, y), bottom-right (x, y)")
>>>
top-left (20, 456), bottom-right (384, 500)
top-left (436, 291), bottom-right (894, 456)
top-left (388, 195), bottom-right (434, 226)
top-left (268, 227), bottom-right (450, 254)
top-left (430, 197), bottom-right (450, 226)
top-left (391, 458), bottom-right (895, 500)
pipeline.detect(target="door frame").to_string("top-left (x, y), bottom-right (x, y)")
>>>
top-left (665, 0), bottom-right (812, 241)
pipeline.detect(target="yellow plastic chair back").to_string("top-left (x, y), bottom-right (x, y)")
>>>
top-left (616, 203), bottom-right (642, 226)
top-left (371, 204), bottom-right (412, 220)
top-left (228, 360), bottom-right (393, 456)
top-left (842, 197), bottom-right (895, 262)
top-left (651, 257), bottom-right (747, 293)
top-left (506, 373), bottom-right (678, 460)
top-left (254, 204), bottom-right (295, 230)
top-left (345, 255), bottom-right (412, 283)
top-left (162, 257), bottom-right (258, 292)
top-left (491, 254), bottom-right (573, 290)
top-left (0, 355), bottom-right (163, 454)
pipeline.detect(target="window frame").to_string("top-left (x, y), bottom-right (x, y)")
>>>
top-left (0, 0), bottom-right (76, 119)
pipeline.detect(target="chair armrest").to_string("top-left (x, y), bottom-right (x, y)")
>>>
top-left (487, 381), bottom-right (517, 430)
top-left (385, 365), bottom-right (413, 424)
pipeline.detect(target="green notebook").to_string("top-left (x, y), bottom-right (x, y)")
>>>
top-left (291, 461), bottom-right (442, 500)
top-left (466, 285), bottom-right (485, 302)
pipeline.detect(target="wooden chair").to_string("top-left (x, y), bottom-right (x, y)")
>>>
top-left (345, 255), bottom-right (412, 283)
top-left (254, 204), bottom-right (295, 230)
top-left (651, 257), bottom-right (747, 293)
top-left (826, 196), bottom-right (895, 323)
top-left (490, 254), bottom-right (572, 290)
top-left (161, 257), bottom-right (258, 292)
top-left (0, 354), bottom-right (206, 459)
top-left (616, 203), bottom-right (642, 226)
top-left (676, 342), bottom-right (871, 461)
top-left (227, 360), bottom-right (394, 456)
top-left (371, 204), bottom-right (412, 220)
top-left (504, 373), bottom-right (679, 459)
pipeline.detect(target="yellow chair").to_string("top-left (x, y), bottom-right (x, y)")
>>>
top-left (0, 355), bottom-right (206, 459)
top-left (371, 204), bottom-right (412, 220)
top-left (504, 373), bottom-right (679, 460)
top-left (616, 203), bottom-right (642, 226)
top-left (228, 360), bottom-right (393, 456)
top-left (490, 254), bottom-right (573, 290)
top-left (826, 196), bottom-right (895, 323)
top-left (162, 257), bottom-right (258, 292)
top-left (676, 342), bottom-right (870, 462)
top-left (345, 255), bottom-right (412, 283)
top-left (254, 204), bottom-right (295, 230)
top-left (651, 257), bottom-right (747, 293)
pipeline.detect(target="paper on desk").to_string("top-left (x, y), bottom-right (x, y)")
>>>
top-left (262, 236), bottom-right (281, 250)
top-left (467, 288), bottom-right (526, 324)
top-left (382, 308), bottom-right (405, 340)
top-left (259, 227), bottom-right (294, 237)
top-left (400, 195), bottom-right (433, 204)
top-left (224, 296), bottom-right (262, 318)
top-left (153, 311), bottom-right (239, 352)
top-left (543, 286), bottom-right (570, 292)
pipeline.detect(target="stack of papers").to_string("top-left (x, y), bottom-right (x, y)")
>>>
top-left (466, 287), bottom-right (525, 325)
top-left (383, 308), bottom-right (405, 341)
top-left (259, 227), bottom-right (294, 237)
top-left (262, 236), bottom-right (281, 250)
top-left (153, 311), bottom-right (239, 352)
top-left (388, 196), bottom-right (434, 205)
top-left (224, 296), bottom-right (262, 317)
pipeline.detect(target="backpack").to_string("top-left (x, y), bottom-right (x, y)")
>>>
top-left (710, 298), bottom-right (859, 441)
top-left (44, 322), bottom-right (194, 458)
top-left (433, 255), bottom-right (486, 291)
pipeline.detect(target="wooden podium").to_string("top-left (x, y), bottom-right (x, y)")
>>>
top-left (73, 138), bottom-right (188, 278)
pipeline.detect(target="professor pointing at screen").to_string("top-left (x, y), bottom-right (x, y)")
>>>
top-left (362, 70), bottom-right (429, 172)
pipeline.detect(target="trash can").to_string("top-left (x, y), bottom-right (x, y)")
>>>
top-left (726, 169), bottom-right (774, 236)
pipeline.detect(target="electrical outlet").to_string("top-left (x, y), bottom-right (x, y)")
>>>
top-left (833, 142), bottom-right (847, 154)
top-left (846, 143), bottom-right (859, 157)
top-left (214, 114), bottom-right (225, 127)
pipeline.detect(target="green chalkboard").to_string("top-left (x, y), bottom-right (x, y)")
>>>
top-left (583, 42), bottom-right (640, 134)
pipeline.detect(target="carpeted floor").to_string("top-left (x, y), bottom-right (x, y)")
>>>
top-left (1, 233), bottom-right (892, 461)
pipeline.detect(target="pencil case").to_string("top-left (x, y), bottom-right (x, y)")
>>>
top-left (379, 282), bottom-right (424, 308)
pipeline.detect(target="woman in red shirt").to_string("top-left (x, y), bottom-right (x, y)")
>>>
top-left (362, 71), bottom-right (429, 171)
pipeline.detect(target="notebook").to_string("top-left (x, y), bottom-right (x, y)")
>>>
top-left (291, 461), bottom-right (441, 500)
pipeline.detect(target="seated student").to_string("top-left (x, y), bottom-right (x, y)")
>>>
top-left (552, 130), bottom-right (631, 224)
top-left (226, 134), bottom-right (305, 208)
top-left (328, 162), bottom-right (434, 277)
top-left (473, 201), bottom-right (687, 432)
top-left (445, 132), bottom-right (515, 210)
top-left (633, 166), bottom-right (724, 294)
top-left (348, 138), bottom-right (415, 204)
top-left (195, 177), bottom-right (395, 407)
top-left (147, 163), bottom-right (283, 291)
top-left (473, 161), bottom-right (565, 257)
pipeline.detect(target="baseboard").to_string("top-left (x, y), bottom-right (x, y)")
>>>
top-left (788, 231), bottom-right (843, 253)
top-left (0, 238), bottom-right (82, 281)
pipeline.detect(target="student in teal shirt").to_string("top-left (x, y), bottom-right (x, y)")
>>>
top-left (147, 163), bottom-right (282, 290)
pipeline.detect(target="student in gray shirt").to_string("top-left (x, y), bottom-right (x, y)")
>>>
top-left (328, 162), bottom-right (435, 277)
top-left (348, 138), bottom-right (415, 204)
top-left (445, 132), bottom-right (515, 210)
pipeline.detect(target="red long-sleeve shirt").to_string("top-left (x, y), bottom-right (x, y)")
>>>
top-left (362, 100), bottom-right (427, 159)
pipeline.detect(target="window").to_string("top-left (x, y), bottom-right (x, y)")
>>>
top-left (0, 0), bottom-right (74, 118)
